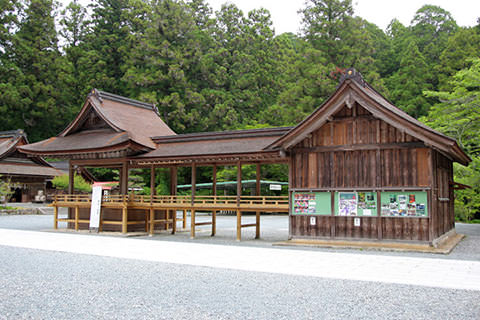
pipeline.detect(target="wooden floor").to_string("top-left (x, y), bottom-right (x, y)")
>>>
top-left (51, 194), bottom-right (289, 241)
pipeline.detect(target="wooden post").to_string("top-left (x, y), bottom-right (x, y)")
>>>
top-left (183, 210), bottom-right (187, 229)
top-left (191, 164), bottom-right (196, 205)
top-left (149, 208), bottom-right (154, 235)
top-left (237, 161), bottom-right (242, 206)
top-left (190, 209), bottom-right (196, 238)
top-left (68, 162), bottom-right (74, 194)
top-left (74, 206), bottom-right (79, 231)
top-left (212, 165), bottom-right (217, 236)
top-left (255, 163), bottom-right (261, 239)
top-left (150, 165), bottom-right (156, 199)
top-left (288, 157), bottom-right (293, 240)
top-left (122, 206), bottom-right (128, 234)
top-left (53, 205), bottom-right (58, 230)
top-left (120, 161), bottom-right (129, 195)
top-left (236, 209), bottom-right (241, 241)
top-left (68, 162), bottom-right (74, 223)
top-left (212, 211), bottom-right (216, 237)
top-left (237, 161), bottom-right (242, 241)
top-left (171, 167), bottom-right (177, 234)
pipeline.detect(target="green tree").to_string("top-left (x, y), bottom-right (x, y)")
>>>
top-left (53, 174), bottom-right (92, 193)
top-left (387, 41), bottom-right (433, 118)
top-left (422, 59), bottom-right (480, 221)
top-left (6, 0), bottom-right (70, 141)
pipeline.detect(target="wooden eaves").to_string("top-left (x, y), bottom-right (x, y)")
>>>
top-left (265, 68), bottom-right (471, 166)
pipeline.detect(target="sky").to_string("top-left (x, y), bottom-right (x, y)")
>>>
top-left (206, 0), bottom-right (480, 34)
top-left (63, 0), bottom-right (480, 35)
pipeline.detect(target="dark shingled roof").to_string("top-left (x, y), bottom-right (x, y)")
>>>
top-left (20, 89), bottom-right (176, 156)
top-left (137, 127), bottom-right (291, 159)
top-left (268, 68), bottom-right (471, 166)
top-left (0, 163), bottom-right (62, 177)
top-left (0, 129), bottom-right (62, 178)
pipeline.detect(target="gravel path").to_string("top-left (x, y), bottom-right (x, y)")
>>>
top-left (1, 213), bottom-right (479, 261)
top-left (0, 245), bottom-right (479, 320)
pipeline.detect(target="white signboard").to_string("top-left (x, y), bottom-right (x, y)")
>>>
top-left (269, 184), bottom-right (282, 191)
top-left (310, 217), bottom-right (316, 225)
top-left (89, 186), bottom-right (103, 229)
top-left (354, 217), bottom-right (361, 227)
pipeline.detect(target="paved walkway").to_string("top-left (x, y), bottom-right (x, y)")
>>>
top-left (1, 228), bottom-right (479, 291)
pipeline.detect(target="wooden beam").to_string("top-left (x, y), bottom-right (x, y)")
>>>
top-left (293, 142), bottom-right (425, 153)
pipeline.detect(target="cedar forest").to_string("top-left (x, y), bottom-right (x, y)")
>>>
top-left (0, 0), bottom-right (479, 220)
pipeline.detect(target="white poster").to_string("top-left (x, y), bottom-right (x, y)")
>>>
top-left (89, 186), bottom-right (103, 229)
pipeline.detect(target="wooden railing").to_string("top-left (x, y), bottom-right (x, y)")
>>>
top-left (53, 194), bottom-right (289, 211)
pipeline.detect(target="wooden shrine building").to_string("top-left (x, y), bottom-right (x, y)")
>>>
top-left (0, 129), bottom-right (62, 202)
top-left (19, 69), bottom-right (471, 245)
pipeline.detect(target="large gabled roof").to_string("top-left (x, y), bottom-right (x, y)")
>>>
top-left (267, 68), bottom-right (471, 166)
top-left (20, 89), bottom-right (176, 158)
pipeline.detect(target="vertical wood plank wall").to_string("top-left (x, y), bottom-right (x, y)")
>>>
top-left (289, 103), bottom-right (449, 242)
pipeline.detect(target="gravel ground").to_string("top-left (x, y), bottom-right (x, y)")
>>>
top-left (1, 211), bottom-right (479, 261)
top-left (0, 245), bottom-right (479, 320)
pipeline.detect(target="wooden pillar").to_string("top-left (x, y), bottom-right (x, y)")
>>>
top-left (74, 206), bottom-right (79, 231)
top-left (182, 210), bottom-right (187, 229)
top-left (171, 167), bottom-right (177, 235)
top-left (191, 164), bottom-right (196, 205)
top-left (68, 161), bottom-right (74, 194)
top-left (122, 206), bottom-right (128, 234)
top-left (190, 209), bottom-right (196, 238)
top-left (236, 161), bottom-right (242, 241)
top-left (150, 165), bottom-right (156, 198)
top-left (53, 205), bottom-right (58, 230)
top-left (255, 163), bottom-right (261, 239)
top-left (212, 165), bottom-right (217, 236)
top-left (120, 161), bottom-right (129, 195)
top-left (149, 208), bottom-right (154, 235)
top-left (68, 162), bottom-right (75, 222)
top-left (237, 161), bottom-right (242, 205)
top-left (288, 157), bottom-right (293, 240)
top-left (236, 209), bottom-right (241, 241)
top-left (190, 164), bottom-right (196, 238)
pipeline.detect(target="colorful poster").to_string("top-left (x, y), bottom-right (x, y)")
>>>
top-left (380, 192), bottom-right (428, 217)
top-left (292, 192), bottom-right (331, 215)
top-left (338, 192), bottom-right (358, 216)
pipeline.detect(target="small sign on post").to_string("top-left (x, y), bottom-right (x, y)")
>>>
top-left (269, 184), bottom-right (282, 191)
top-left (310, 216), bottom-right (316, 225)
top-left (89, 186), bottom-right (103, 231)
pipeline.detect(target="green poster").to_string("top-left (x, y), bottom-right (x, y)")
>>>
top-left (380, 191), bottom-right (428, 217)
top-left (292, 192), bottom-right (331, 215)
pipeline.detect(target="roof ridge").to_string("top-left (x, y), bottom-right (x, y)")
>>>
top-left (0, 129), bottom-right (26, 139)
top-left (152, 127), bottom-right (292, 142)
top-left (90, 89), bottom-right (159, 113)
